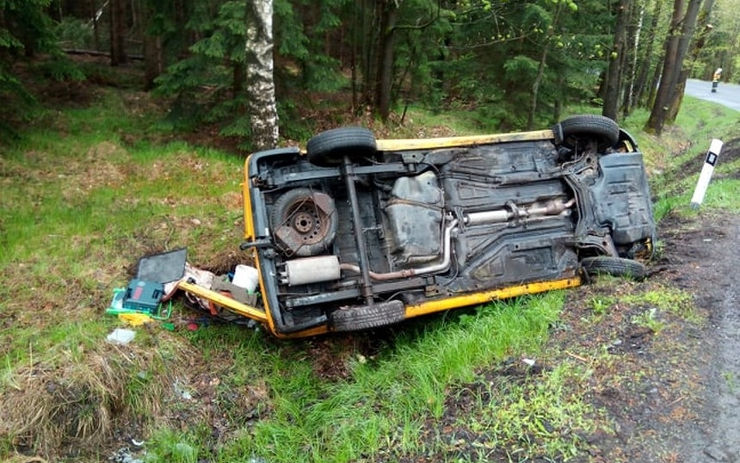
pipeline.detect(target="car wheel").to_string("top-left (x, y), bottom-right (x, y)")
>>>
top-left (306, 127), bottom-right (377, 167)
top-left (554, 115), bottom-right (620, 151)
top-left (271, 188), bottom-right (338, 257)
top-left (330, 300), bottom-right (405, 332)
top-left (581, 256), bottom-right (647, 280)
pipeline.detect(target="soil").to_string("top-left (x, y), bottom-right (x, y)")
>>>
top-left (657, 213), bottom-right (740, 462)
top-left (570, 211), bottom-right (740, 463)
top-left (387, 210), bottom-right (739, 463)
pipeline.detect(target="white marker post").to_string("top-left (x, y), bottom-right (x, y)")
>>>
top-left (690, 139), bottom-right (723, 209)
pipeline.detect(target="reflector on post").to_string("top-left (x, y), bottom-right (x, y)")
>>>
top-left (690, 139), bottom-right (723, 209)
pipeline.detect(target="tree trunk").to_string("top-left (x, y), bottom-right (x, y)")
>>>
top-left (245, 0), bottom-right (279, 151)
top-left (139, 0), bottom-right (160, 89)
top-left (89, 0), bottom-right (100, 50)
top-left (633, 0), bottom-right (663, 109)
top-left (645, 0), bottom-right (685, 134)
top-left (350, 3), bottom-right (359, 113)
top-left (666, 0), bottom-right (713, 122)
top-left (622, 0), bottom-right (644, 119)
top-left (109, 0), bottom-right (128, 65)
top-left (527, 3), bottom-right (563, 130)
top-left (527, 46), bottom-right (550, 130)
top-left (645, 52), bottom-right (662, 108)
top-left (374, 0), bottom-right (399, 121)
top-left (361, 0), bottom-right (379, 109)
top-left (603, 0), bottom-right (631, 121)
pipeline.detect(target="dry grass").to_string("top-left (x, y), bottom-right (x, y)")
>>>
top-left (0, 334), bottom-right (192, 457)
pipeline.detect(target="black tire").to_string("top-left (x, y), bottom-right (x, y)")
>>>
top-left (581, 256), bottom-right (647, 280)
top-left (330, 300), bottom-right (405, 332)
top-left (306, 127), bottom-right (377, 167)
top-left (553, 115), bottom-right (620, 151)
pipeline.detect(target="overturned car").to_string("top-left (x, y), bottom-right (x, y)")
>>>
top-left (232, 115), bottom-right (655, 338)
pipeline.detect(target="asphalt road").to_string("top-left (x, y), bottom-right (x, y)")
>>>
top-left (685, 78), bottom-right (740, 111)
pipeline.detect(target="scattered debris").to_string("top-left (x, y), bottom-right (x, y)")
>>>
top-left (106, 328), bottom-right (136, 345)
top-left (565, 351), bottom-right (589, 363)
top-left (136, 248), bottom-right (188, 284)
top-left (109, 447), bottom-right (144, 463)
top-left (118, 312), bottom-right (153, 326)
top-left (173, 381), bottom-right (193, 400)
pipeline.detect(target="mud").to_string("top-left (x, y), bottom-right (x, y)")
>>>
top-left (675, 137), bottom-right (740, 180)
top-left (658, 213), bottom-right (740, 462)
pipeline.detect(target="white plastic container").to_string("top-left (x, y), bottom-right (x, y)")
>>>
top-left (232, 265), bottom-right (259, 293)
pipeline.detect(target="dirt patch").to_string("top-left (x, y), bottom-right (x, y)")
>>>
top-left (304, 334), bottom-right (391, 381)
top-left (674, 137), bottom-right (740, 181)
top-left (653, 213), bottom-right (740, 462)
top-left (393, 212), bottom-right (739, 463)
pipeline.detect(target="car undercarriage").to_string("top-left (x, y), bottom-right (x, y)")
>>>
top-left (240, 115), bottom-right (655, 336)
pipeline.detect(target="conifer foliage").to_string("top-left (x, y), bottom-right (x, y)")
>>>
top-left (2, 0), bottom-right (736, 146)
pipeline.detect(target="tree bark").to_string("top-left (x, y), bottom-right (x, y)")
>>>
top-left (645, 0), bottom-right (685, 134)
top-left (140, 0), bottom-right (161, 89)
top-left (622, 0), bottom-right (644, 119)
top-left (633, 0), bottom-right (663, 109)
top-left (88, 0), bottom-right (100, 50)
top-left (527, 3), bottom-right (563, 130)
top-left (361, 0), bottom-right (379, 109)
top-left (603, 0), bottom-right (631, 122)
top-left (645, 51), bottom-right (663, 108)
top-left (666, 0), bottom-right (712, 122)
top-left (245, 0), bottom-right (279, 151)
top-left (374, 0), bottom-right (399, 121)
top-left (109, 0), bottom-right (128, 65)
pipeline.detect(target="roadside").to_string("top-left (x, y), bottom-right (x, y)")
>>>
top-left (685, 79), bottom-right (740, 112)
top-left (661, 213), bottom-right (740, 462)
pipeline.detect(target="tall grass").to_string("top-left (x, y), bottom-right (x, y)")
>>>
top-left (146, 294), bottom-right (566, 463)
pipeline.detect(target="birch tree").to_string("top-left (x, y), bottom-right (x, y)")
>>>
top-left (245, 0), bottom-right (278, 150)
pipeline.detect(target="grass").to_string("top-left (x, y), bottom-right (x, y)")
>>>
top-left (162, 293), bottom-right (570, 463)
top-left (1, 82), bottom-right (738, 462)
top-left (636, 96), bottom-right (740, 220)
top-left (0, 89), bottom-right (244, 457)
top-left (631, 308), bottom-right (665, 334)
top-left (435, 361), bottom-right (600, 461)
top-left (621, 287), bottom-right (699, 322)
top-left (0, 89), bottom-right (578, 462)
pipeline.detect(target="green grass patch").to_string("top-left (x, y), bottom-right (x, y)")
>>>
top-left (145, 293), bottom-right (567, 463)
top-left (455, 363), bottom-right (597, 460)
top-left (589, 295), bottom-right (616, 317)
top-left (631, 308), bottom-right (666, 334)
top-left (629, 96), bottom-right (740, 221)
top-left (621, 286), bottom-right (699, 322)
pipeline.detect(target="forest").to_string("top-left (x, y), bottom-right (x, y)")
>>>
top-left (2, 0), bottom-right (739, 149)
